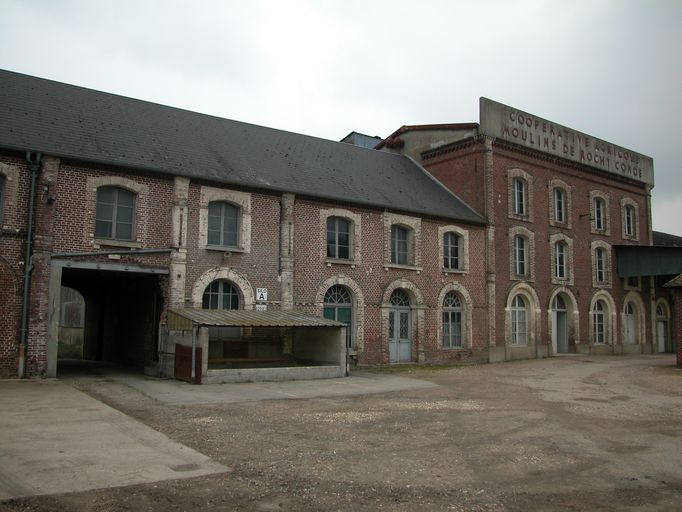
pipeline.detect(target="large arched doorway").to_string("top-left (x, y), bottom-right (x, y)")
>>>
top-left (323, 285), bottom-right (353, 351)
top-left (551, 294), bottom-right (569, 353)
top-left (389, 289), bottom-right (411, 363)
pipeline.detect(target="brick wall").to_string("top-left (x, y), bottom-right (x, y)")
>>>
top-left (0, 154), bottom-right (31, 377)
top-left (422, 138), bottom-right (653, 353)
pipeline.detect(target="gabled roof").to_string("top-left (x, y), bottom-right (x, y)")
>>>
top-left (0, 70), bottom-right (485, 225)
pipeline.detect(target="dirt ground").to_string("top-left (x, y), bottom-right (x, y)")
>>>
top-left (2, 355), bottom-right (682, 511)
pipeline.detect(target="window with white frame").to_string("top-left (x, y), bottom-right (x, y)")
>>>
top-left (513, 178), bottom-right (527, 216)
top-left (589, 191), bottom-right (610, 236)
top-left (200, 187), bottom-right (251, 253)
top-left (592, 300), bottom-right (606, 344)
top-left (595, 247), bottom-right (605, 283)
top-left (553, 188), bottom-right (566, 223)
top-left (514, 235), bottom-right (527, 276)
top-left (620, 198), bottom-right (639, 241)
top-left (591, 240), bottom-right (611, 287)
top-left (391, 225), bottom-right (411, 265)
top-left (511, 295), bottom-right (527, 345)
top-left (384, 213), bottom-right (421, 269)
top-left (442, 292), bottom-right (463, 348)
top-left (202, 280), bottom-right (240, 310)
top-left (327, 216), bottom-right (351, 260)
top-left (95, 186), bottom-right (136, 240)
top-left (208, 201), bottom-right (239, 248)
top-left (443, 232), bottom-right (461, 270)
top-left (554, 241), bottom-right (566, 279)
top-left (594, 197), bottom-right (605, 231)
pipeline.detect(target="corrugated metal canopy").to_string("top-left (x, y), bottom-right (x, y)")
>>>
top-left (615, 245), bottom-right (682, 277)
top-left (169, 308), bottom-right (344, 328)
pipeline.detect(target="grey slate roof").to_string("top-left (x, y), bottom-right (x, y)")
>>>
top-left (0, 69), bottom-right (485, 225)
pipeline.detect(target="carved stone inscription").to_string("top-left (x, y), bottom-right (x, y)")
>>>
top-left (479, 98), bottom-right (654, 185)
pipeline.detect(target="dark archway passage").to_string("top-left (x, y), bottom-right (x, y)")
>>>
top-left (58, 267), bottom-right (163, 375)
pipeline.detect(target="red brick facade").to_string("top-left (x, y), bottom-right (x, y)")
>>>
top-left (0, 98), bottom-right (678, 379)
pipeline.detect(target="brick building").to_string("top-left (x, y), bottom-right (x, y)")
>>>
top-left (378, 98), bottom-right (679, 362)
top-left (0, 71), bottom-right (679, 381)
top-left (0, 70), bottom-right (487, 380)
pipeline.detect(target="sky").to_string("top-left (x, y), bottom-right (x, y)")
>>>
top-left (1, 0), bottom-right (681, 235)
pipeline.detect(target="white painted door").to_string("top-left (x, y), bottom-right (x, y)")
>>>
top-left (625, 314), bottom-right (636, 344)
top-left (556, 312), bottom-right (568, 353)
top-left (657, 321), bottom-right (667, 352)
top-left (389, 309), bottom-right (411, 363)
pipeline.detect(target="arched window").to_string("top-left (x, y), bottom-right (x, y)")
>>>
top-left (513, 178), bottom-right (527, 216)
top-left (514, 235), bottom-right (527, 276)
top-left (208, 201), bottom-right (239, 247)
top-left (511, 295), bottom-right (527, 345)
top-left (554, 242), bottom-right (566, 279)
top-left (442, 292), bottom-right (463, 348)
top-left (656, 304), bottom-right (664, 318)
top-left (326, 217), bottom-right (351, 259)
top-left (323, 285), bottom-right (353, 349)
top-left (593, 301), bottom-right (606, 344)
top-left (552, 294), bottom-right (566, 311)
top-left (594, 197), bottom-right (606, 231)
top-left (595, 247), bottom-right (605, 283)
top-left (391, 225), bottom-right (411, 265)
top-left (553, 188), bottom-right (566, 223)
top-left (443, 232), bottom-right (461, 270)
top-left (95, 186), bottom-right (135, 240)
top-left (390, 289), bottom-right (410, 307)
top-left (202, 280), bottom-right (240, 310)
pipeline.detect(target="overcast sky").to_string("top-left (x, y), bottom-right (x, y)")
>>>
top-left (1, 0), bottom-right (680, 235)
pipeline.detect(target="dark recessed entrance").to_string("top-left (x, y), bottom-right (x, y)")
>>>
top-left (57, 266), bottom-right (163, 376)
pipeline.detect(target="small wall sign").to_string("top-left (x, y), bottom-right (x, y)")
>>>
top-left (256, 288), bottom-right (268, 301)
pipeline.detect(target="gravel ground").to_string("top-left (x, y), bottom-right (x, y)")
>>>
top-left (2, 355), bottom-right (682, 511)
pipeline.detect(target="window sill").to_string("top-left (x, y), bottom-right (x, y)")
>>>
top-left (383, 263), bottom-right (423, 273)
top-left (511, 275), bottom-right (534, 283)
top-left (593, 282), bottom-right (612, 289)
top-left (205, 244), bottom-right (245, 253)
top-left (508, 213), bottom-right (532, 223)
top-left (591, 228), bottom-right (609, 236)
top-left (93, 238), bottom-right (142, 249)
top-left (441, 346), bottom-right (466, 351)
top-left (326, 258), bottom-right (357, 268)
top-left (442, 268), bottom-right (467, 275)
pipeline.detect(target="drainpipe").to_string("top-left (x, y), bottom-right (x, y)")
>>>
top-left (18, 152), bottom-right (42, 378)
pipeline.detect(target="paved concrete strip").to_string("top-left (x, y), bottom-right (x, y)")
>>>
top-left (120, 374), bottom-right (438, 405)
top-left (0, 381), bottom-right (228, 500)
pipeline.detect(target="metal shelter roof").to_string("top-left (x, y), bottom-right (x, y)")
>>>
top-left (168, 309), bottom-right (344, 330)
top-left (615, 245), bottom-right (682, 278)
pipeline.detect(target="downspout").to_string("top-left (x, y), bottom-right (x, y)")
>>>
top-left (18, 152), bottom-right (42, 378)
